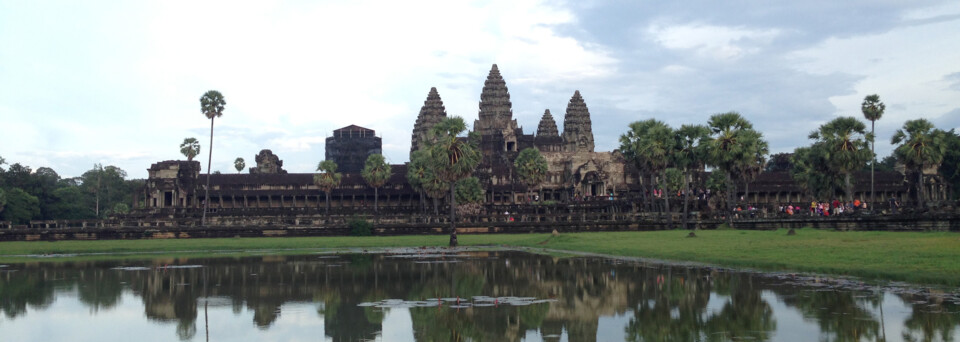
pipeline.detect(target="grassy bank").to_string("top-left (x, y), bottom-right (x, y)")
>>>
top-left (0, 230), bottom-right (957, 285)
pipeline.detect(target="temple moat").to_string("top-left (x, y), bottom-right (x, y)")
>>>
top-left (1, 250), bottom-right (958, 341)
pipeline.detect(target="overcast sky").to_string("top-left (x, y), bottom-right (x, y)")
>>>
top-left (2, 1), bottom-right (959, 179)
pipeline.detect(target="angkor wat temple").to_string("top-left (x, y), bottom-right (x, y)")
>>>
top-left (134, 64), bottom-right (946, 215)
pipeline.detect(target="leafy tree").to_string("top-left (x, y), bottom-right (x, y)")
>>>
top-left (673, 124), bottom-right (711, 232)
top-left (513, 148), bottom-right (548, 203)
top-left (406, 150), bottom-right (431, 213)
top-left (791, 146), bottom-right (842, 200)
top-left (313, 160), bottom-right (342, 214)
top-left (109, 203), bottom-right (130, 216)
top-left (619, 120), bottom-right (660, 211)
top-left (426, 117), bottom-right (481, 247)
top-left (455, 177), bottom-right (484, 204)
top-left (4, 163), bottom-right (34, 192)
top-left (705, 112), bottom-right (768, 228)
top-left (78, 165), bottom-right (130, 218)
top-left (764, 152), bottom-right (793, 172)
top-left (861, 94), bottom-right (885, 203)
top-left (875, 155), bottom-right (897, 172)
top-left (0, 188), bottom-right (6, 215)
top-left (180, 137), bottom-right (200, 161)
top-left (1, 188), bottom-right (40, 224)
top-left (361, 154), bottom-right (392, 214)
top-left (807, 117), bottom-right (874, 201)
top-left (47, 186), bottom-right (93, 219)
top-left (199, 90), bottom-right (226, 225)
top-left (940, 130), bottom-right (960, 200)
top-left (891, 119), bottom-right (947, 208)
top-left (234, 157), bottom-right (245, 173)
top-left (421, 170), bottom-right (448, 216)
top-left (639, 120), bottom-right (676, 227)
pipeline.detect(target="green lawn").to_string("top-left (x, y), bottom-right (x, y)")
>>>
top-left (1, 229), bottom-right (958, 285)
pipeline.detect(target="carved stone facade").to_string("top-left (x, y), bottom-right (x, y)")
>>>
top-left (250, 149), bottom-right (286, 174)
top-left (561, 90), bottom-right (595, 153)
top-left (410, 87), bottom-right (447, 156)
top-left (325, 125), bottom-right (382, 173)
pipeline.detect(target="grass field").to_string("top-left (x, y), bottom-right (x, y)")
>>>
top-left (1, 229), bottom-right (958, 285)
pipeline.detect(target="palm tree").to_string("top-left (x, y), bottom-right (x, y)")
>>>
top-left (361, 154), bottom-right (392, 214)
top-left (705, 112), bottom-right (767, 228)
top-left (406, 150), bottom-right (431, 214)
top-left (673, 124), bottom-right (711, 233)
top-left (808, 117), bottom-right (874, 201)
top-left (180, 138), bottom-right (200, 161)
top-left (199, 90), bottom-right (225, 225)
top-left (234, 158), bottom-right (245, 173)
top-left (619, 120), bottom-right (661, 212)
top-left (861, 94), bottom-right (885, 204)
top-left (314, 160), bottom-right (342, 214)
top-left (638, 120), bottom-right (675, 228)
top-left (891, 119), bottom-right (947, 208)
top-left (427, 117), bottom-right (481, 247)
top-left (514, 148), bottom-right (548, 205)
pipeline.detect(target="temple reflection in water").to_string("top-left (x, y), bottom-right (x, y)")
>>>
top-left (1, 251), bottom-right (958, 341)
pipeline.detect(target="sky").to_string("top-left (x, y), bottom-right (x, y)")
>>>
top-left (1, 0), bottom-right (959, 179)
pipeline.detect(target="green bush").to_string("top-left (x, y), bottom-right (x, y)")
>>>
top-left (348, 217), bottom-right (373, 236)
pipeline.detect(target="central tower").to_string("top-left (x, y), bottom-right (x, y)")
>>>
top-left (473, 64), bottom-right (520, 142)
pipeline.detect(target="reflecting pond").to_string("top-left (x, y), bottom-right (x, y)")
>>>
top-left (1, 249), bottom-right (959, 341)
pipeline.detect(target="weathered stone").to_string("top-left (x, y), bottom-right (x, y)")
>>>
top-left (473, 64), bottom-right (519, 136)
top-left (410, 87), bottom-right (447, 156)
top-left (250, 149), bottom-right (286, 174)
top-left (561, 90), bottom-right (595, 153)
top-left (325, 125), bottom-right (382, 173)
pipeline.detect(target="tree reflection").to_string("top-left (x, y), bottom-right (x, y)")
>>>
top-left (0, 252), bottom-right (958, 342)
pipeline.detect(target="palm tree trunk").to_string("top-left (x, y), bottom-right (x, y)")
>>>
top-left (374, 187), bottom-right (379, 214)
top-left (420, 190), bottom-right (425, 214)
top-left (726, 172), bottom-right (735, 228)
top-left (449, 182), bottom-right (458, 247)
top-left (325, 191), bottom-right (330, 214)
top-left (202, 117), bottom-right (214, 226)
top-left (432, 197), bottom-right (438, 216)
top-left (917, 168), bottom-right (924, 208)
top-left (683, 171), bottom-right (691, 232)
top-left (870, 121), bottom-right (876, 205)
top-left (845, 172), bottom-right (853, 202)
top-left (663, 170), bottom-right (672, 230)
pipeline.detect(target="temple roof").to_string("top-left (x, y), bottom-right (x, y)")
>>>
top-left (474, 64), bottom-right (515, 134)
top-left (561, 90), bottom-right (595, 152)
top-left (536, 109), bottom-right (559, 137)
top-left (411, 87), bottom-right (448, 154)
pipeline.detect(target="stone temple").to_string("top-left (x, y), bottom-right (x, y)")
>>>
top-left (136, 64), bottom-right (917, 212)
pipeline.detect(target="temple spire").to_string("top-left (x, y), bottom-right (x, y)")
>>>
top-left (410, 87), bottom-right (447, 156)
top-left (474, 64), bottom-right (515, 135)
top-left (536, 109), bottom-right (559, 137)
top-left (561, 90), bottom-right (595, 152)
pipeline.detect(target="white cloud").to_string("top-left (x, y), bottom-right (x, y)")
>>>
top-left (646, 23), bottom-right (781, 61)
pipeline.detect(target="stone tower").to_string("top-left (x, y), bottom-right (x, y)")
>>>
top-left (535, 109), bottom-right (563, 153)
top-left (473, 64), bottom-right (518, 136)
top-left (410, 87), bottom-right (447, 156)
top-left (561, 90), bottom-right (595, 153)
top-left (536, 109), bottom-right (559, 137)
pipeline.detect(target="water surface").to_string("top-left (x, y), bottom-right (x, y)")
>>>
top-left (1, 250), bottom-right (958, 341)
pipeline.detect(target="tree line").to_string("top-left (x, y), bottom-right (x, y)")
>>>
top-left (617, 95), bottom-right (960, 232)
top-left (0, 157), bottom-right (141, 224)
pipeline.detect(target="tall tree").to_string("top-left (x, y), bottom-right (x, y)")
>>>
top-left (0, 188), bottom-right (39, 224)
top-left (234, 157), bottom-right (245, 173)
top-left (891, 119), bottom-right (947, 208)
top-left (861, 94), bottom-right (885, 204)
top-left (0, 188), bottom-right (6, 216)
top-left (361, 154), bottom-right (392, 214)
top-left (514, 148), bottom-right (548, 203)
top-left (619, 120), bottom-right (660, 212)
top-left (199, 90), bottom-right (226, 225)
top-left (638, 120), bottom-right (675, 228)
top-left (427, 117), bottom-right (481, 247)
top-left (790, 146), bottom-right (841, 201)
top-left (406, 150), bottom-right (431, 214)
top-left (314, 160), bottom-right (342, 214)
top-left (705, 112), bottom-right (767, 228)
top-left (180, 138), bottom-right (200, 161)
top-left (673, 124), bottom-right (711, 232)
top-left (808, 117), bottom-right (874, 201)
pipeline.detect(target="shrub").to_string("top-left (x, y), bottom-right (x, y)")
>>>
top-left (348, 216), bottom-right (373, 236)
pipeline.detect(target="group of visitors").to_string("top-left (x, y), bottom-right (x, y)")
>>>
top-left (774, 199), bottom-right (868, 217)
